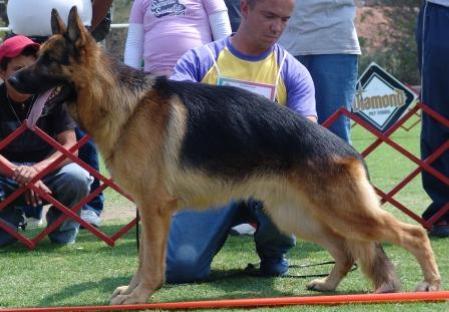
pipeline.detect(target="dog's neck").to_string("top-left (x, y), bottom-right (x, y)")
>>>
top-left (71, 52), bottom-right (152, 162)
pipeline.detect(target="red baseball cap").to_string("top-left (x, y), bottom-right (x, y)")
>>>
top-left (0, 35), bottom-right (40, 65)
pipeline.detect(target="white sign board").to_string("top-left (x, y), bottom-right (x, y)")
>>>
top-left (352, 62), bottom-right (417, 132)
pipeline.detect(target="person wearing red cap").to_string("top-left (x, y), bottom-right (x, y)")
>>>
top-left (0, 35), bottom-right (92, 246)
top-left (5, 1), bottom-right (113, 228)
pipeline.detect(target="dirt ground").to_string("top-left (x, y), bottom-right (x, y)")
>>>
top-left (101, 202), bottom-right (136, 222)
top-left (38, 202), bottom-right (136, 224)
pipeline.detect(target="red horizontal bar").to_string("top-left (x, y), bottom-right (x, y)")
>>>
top-left (2, 291), bottom-right (449, 311)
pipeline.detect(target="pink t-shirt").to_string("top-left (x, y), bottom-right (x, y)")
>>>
top-left (129, 0), bottom-right (227, 74)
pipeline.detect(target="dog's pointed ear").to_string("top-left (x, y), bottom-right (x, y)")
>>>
top-left (67, 6), bottom-right (87, 45)
top-left (51, 8), bottom-right (67, 35)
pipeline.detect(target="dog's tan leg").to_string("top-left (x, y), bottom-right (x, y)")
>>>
top-left (347, 240), bottom-right (400, 293)
top-left (326, 196), bottom-right (440, 291)
top-left (373, 214), bottom-right (441, 292)
top-left (305, 163), bottom-right (440, 293)
top-left (305, 232), bottom-right (354, 292)
top-left (110, 199), bottom-right (173, 305)
top-left (110, 208), bottom-right (145, 299)
top-left (333, 205), bottom-right (440, 292)
top-left (268, 205), bottom-right (353, 292)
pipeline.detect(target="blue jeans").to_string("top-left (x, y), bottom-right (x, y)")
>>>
top-left (11, 129), bottom-right (102, 221)
top-left (76, 128), bottom-right (104, 216)
top-left (296, 54), bottom-right (358, 143)
top-left (166, 199), bottom-right (295, 283)
top-left (0, 163), bottom-right (92, 246)
top-left (416, 2), bottom-right (449, 222)
top-left (224, 0), bottom-right (241, 32)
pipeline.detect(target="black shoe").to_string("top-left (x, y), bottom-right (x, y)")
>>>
top-left (260, 257), bottom-right (289, 277)
top-left (429, 221), bottom-right (449, 238)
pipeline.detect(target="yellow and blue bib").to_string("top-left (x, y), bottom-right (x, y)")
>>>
top-left (171, 37), bottom-right (317, 117)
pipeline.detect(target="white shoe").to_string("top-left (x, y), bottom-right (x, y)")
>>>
top-left (230, 223), bottom-right (256, 236)
top-left (80, 209), bottom-right (101, 227)
top-left (26, 217), bottom-right (43, 230)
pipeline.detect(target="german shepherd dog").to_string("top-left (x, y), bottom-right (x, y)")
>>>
top-left (9, 7), bottom-right (440, 305)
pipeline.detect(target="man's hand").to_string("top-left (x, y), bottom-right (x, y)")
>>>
top-left (12, 165), bottom-right (39, 185)
top-left (11, 165), bottom-right (52, 206)
top-left (25, 180), bottom-right (52, 207)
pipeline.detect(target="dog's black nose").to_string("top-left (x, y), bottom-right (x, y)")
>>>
top-left (7, 75), bottom-right (20, 89)
top-left (7, 74), bottom-right (32, 94)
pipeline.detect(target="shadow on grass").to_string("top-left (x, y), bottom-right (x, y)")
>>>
top-left (3, 224), bottom-right (370, 307)
top-left (38, 276), bottom-right (131, 306)
top-left (158, 269), bottom-right (366, 303)
top-left (0, 223), bottom-right (138, 253)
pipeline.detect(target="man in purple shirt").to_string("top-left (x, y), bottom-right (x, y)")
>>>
top-left (165, 0), bottom-right (317, 283)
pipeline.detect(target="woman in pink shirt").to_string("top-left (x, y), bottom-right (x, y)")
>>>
top-left (124, 0), bottom-right (231, 75)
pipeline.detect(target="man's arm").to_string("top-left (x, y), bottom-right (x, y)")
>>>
top-left (124, 0), bottom-right (145, 69)
top-left (282, 51), bottom-right (318, 122)
top-left (10, 130), bottom-right (76, 207)
top-left (170, 42), bottom-right (223, 82)
top-left (0, 154), bottom-right (17, 177)
top-left (11, 129), bottom-right (77, 185)
top-left (32, 129), bottom-right (77, 174)
top-left (1, 154), bottom-right (52, 208)
top-left (204, 0), bottom-right (232, 40)
top-left (170, 49), bottom-right (203, 82)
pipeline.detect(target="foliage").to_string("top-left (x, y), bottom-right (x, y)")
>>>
top-left (103, 0), bottom-right (133, 60)
top-left (360, 2), bottom-right (421, 84)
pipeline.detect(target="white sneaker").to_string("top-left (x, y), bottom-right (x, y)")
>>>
top-left (26, 217), bottom-right (43, 230)
top-left (80, 209), bottom-right (101, 227)
top-left (230, 223), bottom-right (256, 236)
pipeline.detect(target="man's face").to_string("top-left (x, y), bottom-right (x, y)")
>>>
top-left (241, 0), bottom-right (294, 50)
top-left (0, 54), bottom-right (36, 102)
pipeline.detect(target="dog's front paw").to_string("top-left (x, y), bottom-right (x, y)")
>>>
top-left (110, 285), bottom-right (129, 300)
top-left (415, 280), bottom-right (441, 292)
top-left (110, 294), bottom-right (140, 305)
top-left (110, 284), bottom-right (152, 305)
top-left (306, 278), bottom-right (336, 292)
top-left (110, 293), bottom-right (147, 305)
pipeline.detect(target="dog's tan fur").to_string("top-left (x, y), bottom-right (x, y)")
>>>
top-left (12, 7), bottom-right (440, 305)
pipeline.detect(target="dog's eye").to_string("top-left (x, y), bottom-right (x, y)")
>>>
top-left (41, 54), bottom-right (58, 64)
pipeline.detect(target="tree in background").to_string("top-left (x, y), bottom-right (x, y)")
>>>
top-left (0, 1), bottom-right (8, 40)
top-left (359, 0), bottom-right (421, 84)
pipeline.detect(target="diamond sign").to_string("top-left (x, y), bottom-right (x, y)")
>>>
top-left (352, 62), bottom-right (417, 133)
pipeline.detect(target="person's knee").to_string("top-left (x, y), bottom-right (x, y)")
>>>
top-left (66, 167), bottom-right (91, 195)
top-left (166, 245), bottom-right (209, 283)
top-left (57, 164), bottom-right (92, 199)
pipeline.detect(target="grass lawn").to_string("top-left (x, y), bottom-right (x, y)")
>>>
top-left (0, 115), bottom-right (448, 311)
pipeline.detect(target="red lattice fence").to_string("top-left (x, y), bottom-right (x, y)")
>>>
top-left (0, 101), bottom-right (447, 249)
top-left (0, 122), bottom-right (136, 249)
top-left (323, 102), bottom-right (449, 229)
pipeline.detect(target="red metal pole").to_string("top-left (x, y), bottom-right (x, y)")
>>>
top-left (2, 291), bottom-right (449, 311)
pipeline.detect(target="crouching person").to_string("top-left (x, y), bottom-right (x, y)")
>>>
top-left (0, 35), bottom-right (92, 246)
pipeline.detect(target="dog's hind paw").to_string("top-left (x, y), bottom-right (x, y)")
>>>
top-left (306, 278), bottom-right (336, 292)
top-left (415, 280), bottom-right (441, 292)
top-left (374, 282), bottom-right (400, 294)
